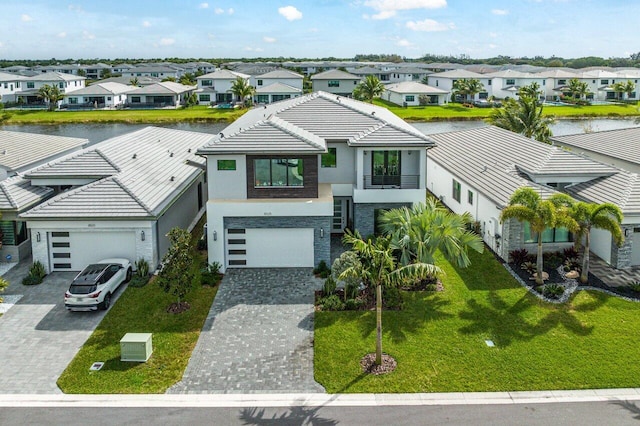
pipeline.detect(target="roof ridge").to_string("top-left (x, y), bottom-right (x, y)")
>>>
top-left (0, 180), bottom-right (16, 209)
top-left (267, 116), bottom-right (326, 151)
top-left (94, 148), bottom-right (121, 173)
top-left (618, 172), bottom-right (638, 209)
top-left (111, 177), bottom-right (153, 214)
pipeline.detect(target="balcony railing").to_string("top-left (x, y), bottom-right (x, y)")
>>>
top-left (363, 175), bottom-right (420, 189)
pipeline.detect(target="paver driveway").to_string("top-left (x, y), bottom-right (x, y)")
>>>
top-left (168, 268), bottom-right (325, 394)
top-left (0, 262), bottom-right (125, 394)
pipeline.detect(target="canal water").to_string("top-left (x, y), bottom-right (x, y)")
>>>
top-left (1, 118), bottom-right (639, 144)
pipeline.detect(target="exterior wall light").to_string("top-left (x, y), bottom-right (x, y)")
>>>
top-left (141, 230), bottom-right (145, 241)
top-left (320, 228), bottom-right (324, 238)
top-left (36, 232), bottom-right (41, 242)
top-left (213, 230), bottom-right (217, 241)
top-left (625, 228), bottom-right (631, 238)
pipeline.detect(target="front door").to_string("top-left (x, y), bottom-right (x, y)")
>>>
top-left (332, 198), bottom-right (350, 233)
top-left (372, 150), bottom-right (401, 186)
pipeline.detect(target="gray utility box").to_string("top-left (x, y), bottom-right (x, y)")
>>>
top-left (120, 333), bottom-right (153, 362)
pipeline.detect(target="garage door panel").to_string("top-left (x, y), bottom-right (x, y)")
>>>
top-left (228, 228), bottom-right (314, 268)
top-left (50, 231), bottom-right (137, 271)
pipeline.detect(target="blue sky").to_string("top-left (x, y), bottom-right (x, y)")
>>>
top-left (0, 0), bottom-right (637, 60)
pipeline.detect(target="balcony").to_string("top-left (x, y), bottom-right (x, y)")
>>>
top-left (363, 175), bottom-right (419, 189)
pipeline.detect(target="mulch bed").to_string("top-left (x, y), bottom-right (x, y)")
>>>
top-left (166, 301), bottom-right (190, 314)
top-left (360, 353), bottom-right (397, 375)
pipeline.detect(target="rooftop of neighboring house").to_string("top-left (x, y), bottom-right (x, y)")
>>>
top-left (255, 82), bottom-right (302, 94)
top-left (566, 170), bottom-right (640, 216)
top-left (96, 75), bottom-right (161, 86)
top-left (126, 81), bottom-right (195, 95)
top-left (26, 72), bottom-right (86, 82)
top-left (0, 130), bottom-right (88, 174)
top-left (483, 69), bottom-right (540, 78)
top-left (430, 69), bottom-right (485, 79)
top-left (310, 69), bottom-right (360, 80)
top-left (257, 69), bottom-right (304, 79)
top-left (198, 69), bottom-right (250, 80)
top-left (21, 127), bottom-right (210, 219)
top-left (63, 82), bottom-right (134, 96)
top-left (198, 91), bottom-right (435, 155)
top-left (0, 72), bottom-right (28, 82)
top-left (552, 127), bottom-right (640, 166)
top-left (0, 176), bottom-right (53, 213)
top-left (384, 81), bottom-right (448, 94)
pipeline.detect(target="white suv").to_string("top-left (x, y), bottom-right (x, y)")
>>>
top-left (64, 258), bottom-right (132, 311)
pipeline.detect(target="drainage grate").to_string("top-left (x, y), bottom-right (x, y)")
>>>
top-left (89, 362), bottom-right (105, 371)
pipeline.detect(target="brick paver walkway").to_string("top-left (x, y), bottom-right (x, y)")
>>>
top-left (168, 268), bottom-right (325, 394)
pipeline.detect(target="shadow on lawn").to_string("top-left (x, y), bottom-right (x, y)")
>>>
top-left (458, 291), bottom-right (599, 347)
top-left (451, 250), bottom-right (521, 292)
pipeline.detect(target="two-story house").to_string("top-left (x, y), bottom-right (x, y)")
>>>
top-left (0, 72), bottom-right (27, 103)
top-left (198, 91), bottom-right (435, 271)
top-left (483, 70), bottom-right (545, 100)
top-left (19, 72), bottom-right (86, 105)
top-left (196, 69), bottom-right (250, 105)
top-left (252, 69), bottom-right (304, 104)
top-left (311, 70), bottom-right (361, 97)
top-left (427, 69), bottom-right (489, 101)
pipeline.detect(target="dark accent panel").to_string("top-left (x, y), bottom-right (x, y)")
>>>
top-left (228, 239), bottom-right (246, 244)
top-left (228, 249), bottom-right (246, 255)
top-left (51, 232), bottom-right (70, 238)
top-left (246, 155), bottom-right (318, 199)
top-left (54, 263), bottom-right (72, 269)
top-left (52, 242), bottom-right (70, 248)
top-left (53, 252), bottom-right (71, 258)
top-left (229, 259), bottom-right (247, 266)
top-left (227, 229), bottom-right (246, 234)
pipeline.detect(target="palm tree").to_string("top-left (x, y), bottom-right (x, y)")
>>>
top-left (487, 83), bottom-right (556, 143)
top-left (500, 187), bottom-right (577, 285)
top-left (464, 78), bottom-right (485, 102)
top-left (129, 77), bottom-right (139, 87)
top-left (230, 77), bottom-right (255, 108)
top-left (612, 81), bottom-right (626, 100)
top-left (37, 84), bottom-right (63, 111)
top-left (379, 198), bottom-right (484, 268)
top-left (567, 78), bottom-right (589, 101)
top-left (624, 80), bottom-right (636, 100)
top-left (518, 82), bottom-right (542, 100)
top-left (179, 73), bottom-right (196, 86)
top-left (452, 79), bottom-right (468, 102)
top-left (339, 231), bottom-right (441, 366)
top-left (571, 202), bottom-right (623, 283)
top-left (354, 75), bottom-right (385, 103)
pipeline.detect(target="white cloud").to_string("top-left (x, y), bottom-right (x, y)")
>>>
top-left (142, 20), bottom-right (151, 27)
top-left (57, 32), bottom-right (67, 38)
top-left (363, 0), bottom-right (446, 19)
top-left (492, 9), bottom-right (508, 15)
top-left (489, 32), bottom-right (498, 38)
top-left (406, 19), bottom-right (455, 31)
top-left (396, 39), bottom-right (414, 47)
top-left (198, 2), bottom-right (209, 9)
top-left (214, 8), bottom-right (224, 14)
top-left (21, 14), bottom-right (32, 22)
top-left (244, 47), bottom-right (264, 52)
top-left (489, 43), bottom-right (497, 49)
top-left (82, 30), bottom-right (95, 40)
top-left (278, 6), bottom-right (303, 21)
top-left (159, 38), bottom-right (175, 46)
top-left (228, 8), bottom-right (234, 14)
top-left (263, 36), bottom-right (277, 43)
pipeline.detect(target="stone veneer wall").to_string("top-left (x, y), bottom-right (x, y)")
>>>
top-left (223, 216), bottom-right (332, 267)
top-left (611, 224), bottom-right (635, 269)
top-left (353, 202), bottom-right (411, 237)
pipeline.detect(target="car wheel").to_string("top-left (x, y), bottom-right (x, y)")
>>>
top-left (101, 292), bottom-right (111, 310)
top-left (125, 267), bottom-right (132, 283)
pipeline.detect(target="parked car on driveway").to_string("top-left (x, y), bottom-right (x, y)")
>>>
top-left (64, 258), bottom-right (132, 311)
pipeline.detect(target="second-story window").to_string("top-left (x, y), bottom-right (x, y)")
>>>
top-left (254, 158), bottom-right (304, 187)
top-left (328, 80), bottom-right (340, 87)
top-left (202, 79), bottom-right (213, 87)
top-left (321, 148), bottom-right (337, 168)
top-left (506, 79), bottom-right (515, 86)
top-left (257, 79), bottom-right (263, 86)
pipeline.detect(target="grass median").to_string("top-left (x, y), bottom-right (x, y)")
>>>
top-left (315, 249), bottom-right (640, 393)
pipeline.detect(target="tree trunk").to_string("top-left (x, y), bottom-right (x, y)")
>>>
top-left (580, 231), bottom-right (590, 284)
top-left (536, 235), bottom-right (544, 285)
top-left (375, 282), bottom-right (382, 366)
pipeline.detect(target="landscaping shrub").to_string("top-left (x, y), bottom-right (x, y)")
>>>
top-left (543, 283), bottom-right (565, 299)
top-left (313, 260), bottom-right (331, 278)
top-left (563, 257), bottom-right (581, 272)
top-left (521, 261), bottom-right (537, 275)
top-left (22, 260), bottom-right (46, 285)
top-left (320, 294), bottom-right (345, 311)
top-left (344, 281), bottom-right (360, 300)
top-left (128, 274), bottom-right (149, 288)
top-left (323, 276), bottom-right (337, 296)
top-left (344, 298), bottom-right (362, 311)
top-left (562, 246), bottom-right (580, 260)
top-left (0, 277), bottom-right (8, 303)
top-left (627, 281), bottom-right (640, 293)
top-left (331, 251), bottom-right (361, 289)
top-left (543, 251), bottom-right (563, 269)
top-left (135, 258), bottom-right (150, 277)
top-left (196, 237), bottom-right (207, 251)
top-left (200, 262), bottom-right (222, 286)
top-left (509, 248), bottom-right (529, 266)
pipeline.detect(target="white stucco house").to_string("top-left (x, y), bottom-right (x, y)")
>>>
top-left (63, 82), bottom-right (133, 109)
top-left (252, 69), bottom-right (304, 104)
top-left (21, 127), bottom-right (210, 273)
top-left (382, 81), bottom-right (449, 106)
top-left (125, 82), bottom-right (196, 108)
top-left (0, 72), bottom-right (27, 103)
top-left (196, 69), bottom-right (250, 105)
top-left (198, 91), bottom-right (435, 272)
top-left (427, 125), bottom-right (639, 269)
top-left (311, 70), bottom-right (361, 97)
top-left (482, 70), bottom-right (545, 100)
top-left (19, 72), bottom-right (86, 105)
top-left (427, 69), bottom-right (490, 101)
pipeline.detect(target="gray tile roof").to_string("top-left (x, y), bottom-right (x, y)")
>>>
top-left (567, 172), bottom-right (640, 216)
top-left (0, 176), bottom-right (52, 212)
top-left (0, 131), bottom-right (88, 173)
top-left (255, 82), bottom-right (302, 94)
top-left (199, 91), bottom-right (433, 154)
top-left (26, 150), bottom-right (120, 179)
top-left (551, 127), bottom-right (640, 166)
top-left (27, 72), bottom-right (85, 82)
top-left (63, 82), bottom-right (133, 96)
top-left (384, 81), bottom-right (448, 94)
top-left (431, 69), bottom-right (484, 79)
top-left (257, 69), bottom-right (303, 79)
top-left (428, 126), bottom-right (616, 207)
top-left (126, 82), bottom-right (195, 95)
top-left (311, 69), bottom-right (360, 80)
top-left (22, 127), bottom-right (211, 219)
top-left (198, 70), bottom-right (249, 80)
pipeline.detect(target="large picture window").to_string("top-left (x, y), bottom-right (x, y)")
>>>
top-left (328, 80), bottom-right (340, 87)
top-left (254, 158), bottom-right (304, 187)
top-left (523, 223), bottom-right (572, 243)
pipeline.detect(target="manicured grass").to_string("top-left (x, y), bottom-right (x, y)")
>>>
top-left (373, 99), bottom-right (640, 121)
top-left (315, 249), bottom-right (640, 393)
top-left (2, 105), bottom-right (245, 124)
top-left (57, 229), bottom-right (217, 394)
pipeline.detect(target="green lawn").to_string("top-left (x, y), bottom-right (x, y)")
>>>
top-left (2, 105), bottom-right (245, 124)
top-left (57, 224), bottom-right (217, 394)
top-left (373, 99), bottom-right (640, 121)
top-left (315, 249), bottom-right (640, 393)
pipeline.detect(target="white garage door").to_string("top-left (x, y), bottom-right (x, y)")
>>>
top-left (49, 231), bottom-right (137, 271)
top-left (226, 228), bottom-right (314, 268)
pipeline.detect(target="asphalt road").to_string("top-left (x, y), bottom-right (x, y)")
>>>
top-left (2, 400), bottom-right (640, 425)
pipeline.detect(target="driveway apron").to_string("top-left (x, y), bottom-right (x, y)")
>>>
top-left (168, 268), bottom-right (325, 394)
top-left (0, 262), bottom-right (124, 394)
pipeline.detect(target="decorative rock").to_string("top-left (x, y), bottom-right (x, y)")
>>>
top-left (565, 270), bottom-right (580, 279)
top-left (531, 271), bottom-right (549, 281)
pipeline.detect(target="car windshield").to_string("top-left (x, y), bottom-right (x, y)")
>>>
top-left (72, 264), bottom-right (109, 285)
top-left (69, 284), bottom-right (97, 295)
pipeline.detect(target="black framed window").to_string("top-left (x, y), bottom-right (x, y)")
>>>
top-left (452, 180), bottom-right (461, 203)
top-left (321, 148), bottom-right (337, 168)
top-left (254, 158), bottom-right (304, 187)
top-left (467, 190), bottom-right (473, 205)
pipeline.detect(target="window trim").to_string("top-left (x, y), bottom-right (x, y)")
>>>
top-left (254, 158), bottom-right (304, 188)
top-left (452, 179), bottom-right (461, 203)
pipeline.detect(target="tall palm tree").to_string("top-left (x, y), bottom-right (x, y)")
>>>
top-left (129, 77), bottom-right (139, 87)
top-left (354, 75), bottom-right (385, 103)
top-left (464, 78), bottom-right (485, 102)
top-left (518, 82), bottom-right (542, 100)
top-left (452, 79), bottom-right (468, 102)
top-left (571, 202), bottom-right (623, 283)
top-left (339, 231), bottom-right (441, 366)
top-left (37, 84), bottom-right (63, 111)
top-left (487, 83), bottom-right (556, 143)
top-left (567, 78), bottom-right (589, 101)
top-left (379, 198), bottom-right (484, 268)
top-left (500, 187), bottom-right (577, 285)
top-left (230, 77), bottom-right (255, 108)
top-left (624, 80), bottom-right (636, 100)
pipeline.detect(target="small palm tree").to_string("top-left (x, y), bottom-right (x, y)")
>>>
top-left (37, 84), bottom-right (63, 111)
top-left (129, 77), bottom-right (139, 87)
top-left (464, 79), bottom-right (485, 102)
top-left (339, 231), bottom-right (441, 366)
top-left (230, 77), bottom-right (255, 108)
top-left (624, 80), bottom-right (636, 100)
top-left (567, 78), bottom-right (589, 101)
top-left (354, 75), bottom-right (385, 103)
top-left (500, 187), bottom-right (577, 285)
top-left (571, 202), bottom-right (623, 283)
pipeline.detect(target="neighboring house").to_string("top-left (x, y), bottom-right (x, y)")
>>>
top-left (426, 125), bottom-right (640, 269)
top-left (483, 70), bottom-right (545, 100)
top-left (382, 81), bottom-right (449, 106)
top-left (427, 69), bottom-right (489, 101)
top-left (81, 63), bottom-right (113, 80)
top-left (252, 69), bottom-right (304, 91)
top-left (252, 69), bottom-right (304, 104)
top-left (196, 69), bottom-right (250, 105)
top-left (21, 126), bottom-right (209, 273)
top-left (19, 72), bottom-right (86, 105)
top-left (63, 82), bottom-right (133, 109)
top-left (182, 61), bottom-right (216, 75)
top-left (0, 131), bottom-right (88, 261)
top-left (349, 66), bottom-right (392, 82)
top-left (122, 65), bottom-right (183, 79)
top-left (535, 69), bottom-right (580, 101)
top-left (98, 75), bottom-right (161, 87)
top-left (0, 72), bottom-right (27, 103)
top-left (311, 70), bottom-right (361, 97)
top-left (578, 70), bottom-right (620, 101)
top-left (125, 82), bottom-right (196, 108)
top-left (198, 91), bottom-right (435, 272)
top-left (386, 67), bottom-right (431, 83)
